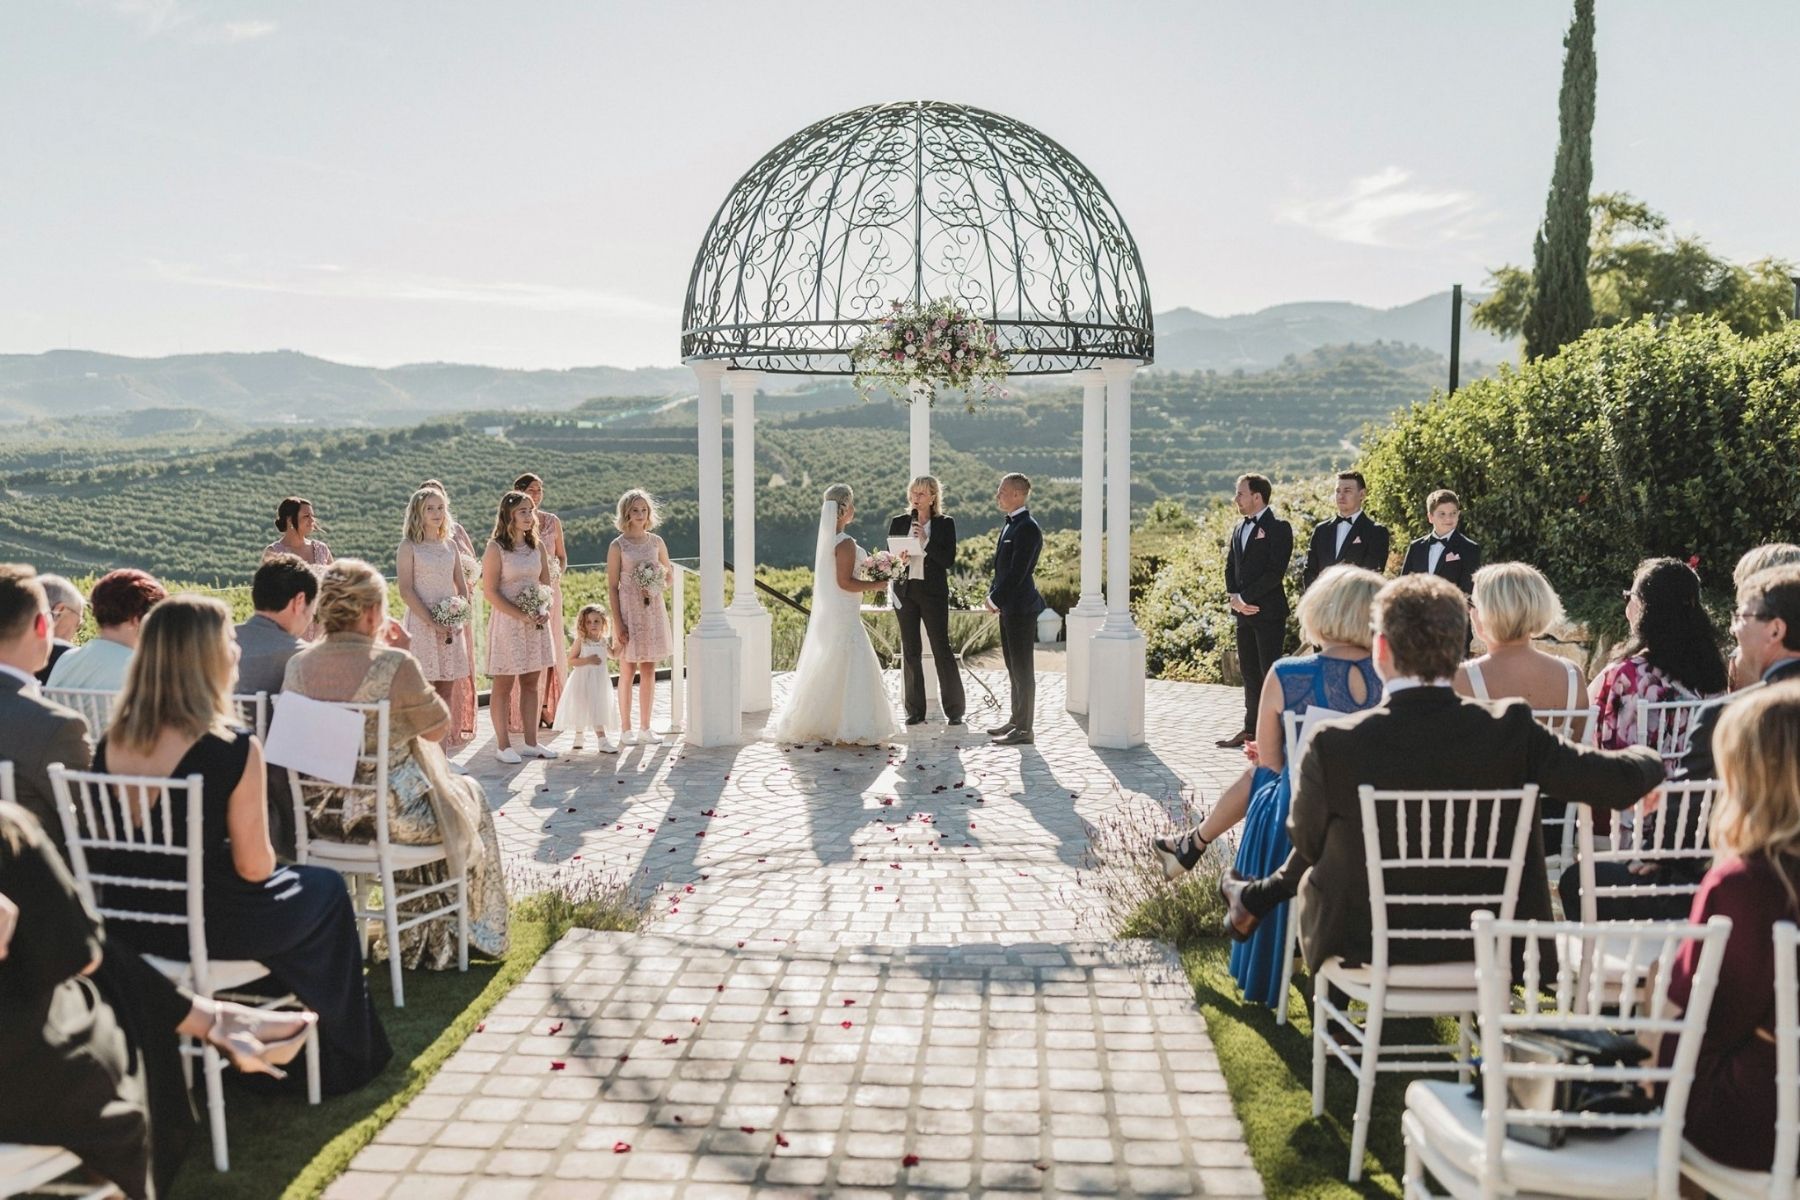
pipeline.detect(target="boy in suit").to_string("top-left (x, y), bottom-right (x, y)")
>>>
top-left (1302, 471), bottom-right (1390, 589)
top-left (985, 473), bottom-right (1044, 745)
top-left (1400, 489), bottom-right (1480, 595)
top-left (1220, 473), bottom-right (1294, 748)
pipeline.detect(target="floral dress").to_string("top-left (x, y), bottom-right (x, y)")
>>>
top-left (1589, 653), bottom-right (1712, 755)
top-left (614, 533), bottom-right (672, 663)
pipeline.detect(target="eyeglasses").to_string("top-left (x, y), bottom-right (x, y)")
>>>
top-left (1734, 607), bottom-right (1773, 624)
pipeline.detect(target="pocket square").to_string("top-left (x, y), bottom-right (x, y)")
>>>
top-left (1254, 528), bottom-right (1266, 540)
top-left (1446, 552), bottom-right (1461, 562)
top-left (1351, 536), bottom-right (1363, 545)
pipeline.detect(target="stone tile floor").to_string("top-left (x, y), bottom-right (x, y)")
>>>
top-left (328, 671), bottom-right (1264, 1198)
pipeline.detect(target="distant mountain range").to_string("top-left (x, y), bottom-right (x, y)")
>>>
top-left (0, 291), bottom-right (1512, 428)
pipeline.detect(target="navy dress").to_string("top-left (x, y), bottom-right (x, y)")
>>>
top-left (1229, 654), bottom-right (1382, 1006)
top-left (91, 731), bottom-right (391, 1095)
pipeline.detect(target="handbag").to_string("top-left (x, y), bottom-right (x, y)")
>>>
top-left (1476, 1028), bottom-right (1657, 1149)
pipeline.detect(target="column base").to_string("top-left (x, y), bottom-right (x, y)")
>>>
top-left (1063, 602), bottom-right (1106, 715)
top-left (1087, 626), bottom-right (1146, 749)
top-left (683, 624), bottom-right (742, 747)
top-left (724, 603), bottom-right (772, 713)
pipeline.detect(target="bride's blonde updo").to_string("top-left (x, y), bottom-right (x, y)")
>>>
top-left (823, 483), bottom-right (853, 514)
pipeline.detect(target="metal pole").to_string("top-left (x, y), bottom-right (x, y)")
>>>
top-left (1790, 274), bottom-right (1799, 320)
top-left (1448, 284), bottom-right (1463, 395)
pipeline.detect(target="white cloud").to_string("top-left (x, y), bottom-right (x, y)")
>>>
top-left (213, 19), bottom-right (278, 42)
top-left (148, 259), bottom-right (678, 319)
top-left (110, 2), bottom-right (276, 43)
top-left (1279, 167), bottom-right (1486, 248)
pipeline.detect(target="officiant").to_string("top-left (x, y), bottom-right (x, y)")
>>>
top-left (887, 476), bottom-right (966, 726)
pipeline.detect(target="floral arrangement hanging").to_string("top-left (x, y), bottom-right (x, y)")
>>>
top-left (849, 298), bottom-right (1010, 410)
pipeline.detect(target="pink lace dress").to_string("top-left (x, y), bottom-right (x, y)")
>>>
top-left (400, 538), bottom-right (471, 682)
top-left (614, 533), bottom-right (671, 663)
top-left (485, 542), bottom-right (555, 676)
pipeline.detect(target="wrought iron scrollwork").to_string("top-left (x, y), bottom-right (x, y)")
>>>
top-left (680, 101), bottom-right (1154, 376)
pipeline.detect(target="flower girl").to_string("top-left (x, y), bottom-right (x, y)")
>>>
top-left (554, 604), bottom-right (620, 753)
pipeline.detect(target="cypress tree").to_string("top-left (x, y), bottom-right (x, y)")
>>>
top-left (1523, 0), bottom-right (1597, 360)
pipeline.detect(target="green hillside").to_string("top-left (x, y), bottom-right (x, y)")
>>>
top-left (0, 346), bottom-right (1439, 583)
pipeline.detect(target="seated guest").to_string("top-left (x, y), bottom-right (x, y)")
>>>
top-left (1454, 562), bottom-right (1587, 711)
top-left (33, 573), bottom-right (84, 685)
top-left (283, 560), bottom-right (509, 968)
top-left (0, 804), bottom-right (316, 1200)
top-left (1219, 574), bottom-right (1663, 976)
top-left (1681, 564), bottom-right (1800, 782)
top-left (1727, 544), bottom-right (1800, 690)
top-left (1589, 558), bottom-right (1727, 753)
top-left (1153, 565), bottom-right (1385, 1005)
top-left (0, 563), bottom-right (93, 844)
top-left (236, 554), bottom-right (318, 858)
top-left (46, 568), bottom-right (166, 692)
top-left (91, 595), bottom-right (390, 1096)
top-left (1663, 683), bottom-right (1800, 1173)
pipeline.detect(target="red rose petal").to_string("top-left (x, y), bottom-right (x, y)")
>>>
top-left (842, 998), bottom-right (856, 1006)
top-left (840, 1020), bottom-right (853, 1029)
top-left (550, 1061), bottom-right (566, 1071)
top-left (546, 1021), bottom-right (564, 1035)
top-left (740, 1125), bottom-right (757, 1134)
top-left (903, 1153), bottom-right (921, 1167)
top-left (661, 1035), bottom-right (679, 1045)
top-left (613, 1141), bottom-right (631, 1153)
top-left (779, 1055), bottom-right (796, 1065)
top-left (775, 1132), bottom-right (790, 1148)
top-left (475, 1022), bottom-right (485, 1032)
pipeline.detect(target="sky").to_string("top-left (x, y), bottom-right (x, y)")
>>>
top-left (2, 0), bottom-right (1795, 371)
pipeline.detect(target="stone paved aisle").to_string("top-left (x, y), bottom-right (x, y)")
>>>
top-left (327, 673), bottom-right (1264, 1198)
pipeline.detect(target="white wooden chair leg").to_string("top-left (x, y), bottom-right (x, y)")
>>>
top-left (382, 866), bottom-right (405, 1007)
top-left (1456, 1013), bottom-right (1472, 1085)
top-left (456, 870), bottom-right (469, 973)
top-left (1347, 1004), bottom-right (1384, 1183)
top-left (1311, 986), bottom-right (1328, 1118)
top-left (203, 1042), bottom-right (229, 1171)
top-left (1276, 908), bottom-right (1299, 1026)
top-left (305, 1022), bottom-right (321, 1105)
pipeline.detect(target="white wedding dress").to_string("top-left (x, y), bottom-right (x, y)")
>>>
top-left (771, 506), bottom-right (899, 745)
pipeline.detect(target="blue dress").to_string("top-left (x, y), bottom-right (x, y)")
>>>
top-left (1229, 653), bottom-right (1382, 1006)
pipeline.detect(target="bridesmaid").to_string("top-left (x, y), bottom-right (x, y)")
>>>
top-left (607, 488), bottom-right (674, 745)
top-left (396, 487), bottom-right (472, 708)
top-left (420, 479), bottom-right (479, 750)
top-left (264, 496), bottom-right (333, 639)
top-left (483, 490), bottom-right (559, 764)
top-left (513, 472), bottom-right (568, 731)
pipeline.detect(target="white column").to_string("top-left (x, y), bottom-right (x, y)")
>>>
top-left (1088, 360), bottom-right (1146, 749)
top-left (684, 361), bottom-right (741, 746)
top-left (1064, 369), bottom-right (1107, 715)
top-left (908, 381), bottom-right (931, 478)
top-left (725, 370), bottom-right (772, 713)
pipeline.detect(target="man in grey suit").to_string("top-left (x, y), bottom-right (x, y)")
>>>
top-left (0, 563), bottom-right (92, 848)
top-left (235, 553), bottom-right (318, 858)
top-left (235, 553), bottom-right (318, 696)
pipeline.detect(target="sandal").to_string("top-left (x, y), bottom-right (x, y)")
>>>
top-left (205, 1005), bottom-right (317, 1079)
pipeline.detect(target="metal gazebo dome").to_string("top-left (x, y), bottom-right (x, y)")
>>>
top-left (680, 100), bottom-right (1154, 376)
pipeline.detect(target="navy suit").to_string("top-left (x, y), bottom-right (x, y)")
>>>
top-left (989, 509), bottom-right (1044, 732)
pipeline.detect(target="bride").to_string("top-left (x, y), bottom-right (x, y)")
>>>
top-left (771, 483), bottom-right (900, 745)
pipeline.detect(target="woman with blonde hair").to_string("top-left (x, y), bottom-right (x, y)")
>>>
top-left (1661, 683), bottom-right (1800, 1173)
top-left (419, 479), bottom-right (480, 749)
top-left (284, 560), bottom-right (510, 967)
top-left (397, 487), bottom-right (472, 709)
top-left (1454, 562), bottom-right (1586, 710)
top-left (886, 474), bottom-right (965, 725)
top-left (91, 594), bottom-right (390, 1096)
top-left (1152, 564), bottom-right (1385, 1007)
top-left (607, 488), bottom-right (674, 744)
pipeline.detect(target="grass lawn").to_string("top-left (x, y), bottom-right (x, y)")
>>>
top-left (1176, 939), bottom-right (1461, 1200)
top-left (168, 891), bottom-right (637, 1200)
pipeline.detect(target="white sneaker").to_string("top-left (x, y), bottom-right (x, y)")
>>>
top-left (495, 747), bottom-right (522, 765)
top-left (520, 744), bottom-right (559, 760)
top-left (598, 739), bottom-right (619, 754)
top-left (642, 729), bottom-right (663, 745)
top-left (622, 730), bottom-right (640, 746)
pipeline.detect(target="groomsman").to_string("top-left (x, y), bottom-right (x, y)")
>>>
top-left (1219, 473), bottom-right (1293, 748)
top-left (985, 472), bottom-right (1044, 746)
top-left (887, 475), bottom-right (965, 726)
top-left (1400, 489), bottom-right (1480, 594)
top-left (1302, 471), bottom-right (1390, 589)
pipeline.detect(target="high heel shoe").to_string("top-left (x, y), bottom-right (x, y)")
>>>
top-left (205, 1006), bottom-right (318, 1079)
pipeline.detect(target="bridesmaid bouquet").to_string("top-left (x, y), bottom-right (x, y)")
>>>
top-left (629, 561), bottom-right (665, 605)
top-left (512, 584), bottom-right (553, 630)
top-left (430, 595), bottom-right (471, 644)
top-left (859, 549), bottom-right (910, 582)
top-left (458, 553), bottom-right (480, 589)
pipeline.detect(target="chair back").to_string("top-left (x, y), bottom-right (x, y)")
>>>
top-left (1356, 784), bottom-right (1539, 973)
top-left (1282, 710), bottom-right (1305, 772)
top-left (1471, 912), bottom-right (1733, 1200)
top-left (232, 691), bottom-right (270, 741)
top-left (1634, 696), bottom-right (1711, 772)
top-left (283, 697), bottom-right (390, 862)
top-left (0, 760), bottom-right (13, 806)
top-left (1773, 922), bottom-right (1800, 1193)
top-left (1574, 780), bottom-right (1720, 923)
top-left (1532, 704), bottom-right (1600, 874)
top-left (41, 687), bottom-right (117, 735)
top-left (48, 765), bottom-right (213, 986)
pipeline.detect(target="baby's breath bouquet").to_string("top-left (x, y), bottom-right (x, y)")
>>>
top-left (429, 595), bottom-right (470, 644)
top-left (849, 298), bottom-right (1010, 411)
top-left (512, 584), bottom-right (553, 630)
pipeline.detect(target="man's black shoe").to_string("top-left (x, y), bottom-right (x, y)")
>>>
top-left (1218, 870), bottom-right (1260, 943)
top-left (905, 716), bottom-right (926, 726)
top-left (986, 723), bottom-right (1014, 737)
top-left (945, 717), bottom-right (964, 726)
top-left (1214, 730), bottom-right (1249, 749)
top-left (992, 729), bottom-right (1034, 746)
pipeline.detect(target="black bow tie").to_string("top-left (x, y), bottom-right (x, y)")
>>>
top-left (1337, 516), bottom-right (1354, 526)
top-left (1431, 535), bottom-right (1449, 546)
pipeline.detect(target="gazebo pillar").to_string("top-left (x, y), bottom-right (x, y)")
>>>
top-left (684, 361), bottom-right (741, 746)
top-left (1088, 359), bottom-right (1146, 749)
top-left (1064, 369), bottom-right (1107, 715)
top-left (908, 381), bottom-right (931, 478)
top-left (725, 370), bottom-right (772, 713)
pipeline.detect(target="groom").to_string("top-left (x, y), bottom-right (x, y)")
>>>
top-left (985, 472), bottom-right (1044, 746)
top-left (887, 475), bottom-right (966, 726)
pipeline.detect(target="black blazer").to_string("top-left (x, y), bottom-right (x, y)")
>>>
top-left (1303, 513), bottom-right (1390, 588)
top-left (887, 511), bottom-right (956, 600)
top-left (989, 510), bottom-right (1045, 616)
top-left (1680, 657), bottom-right (1800, 782)
top-left (1401, 529), bottom-right (1482, 595)
top-left (1289, 687), bottom-right (1664, 973)
top-left (1224, 509), bottom-right (1293, 625)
